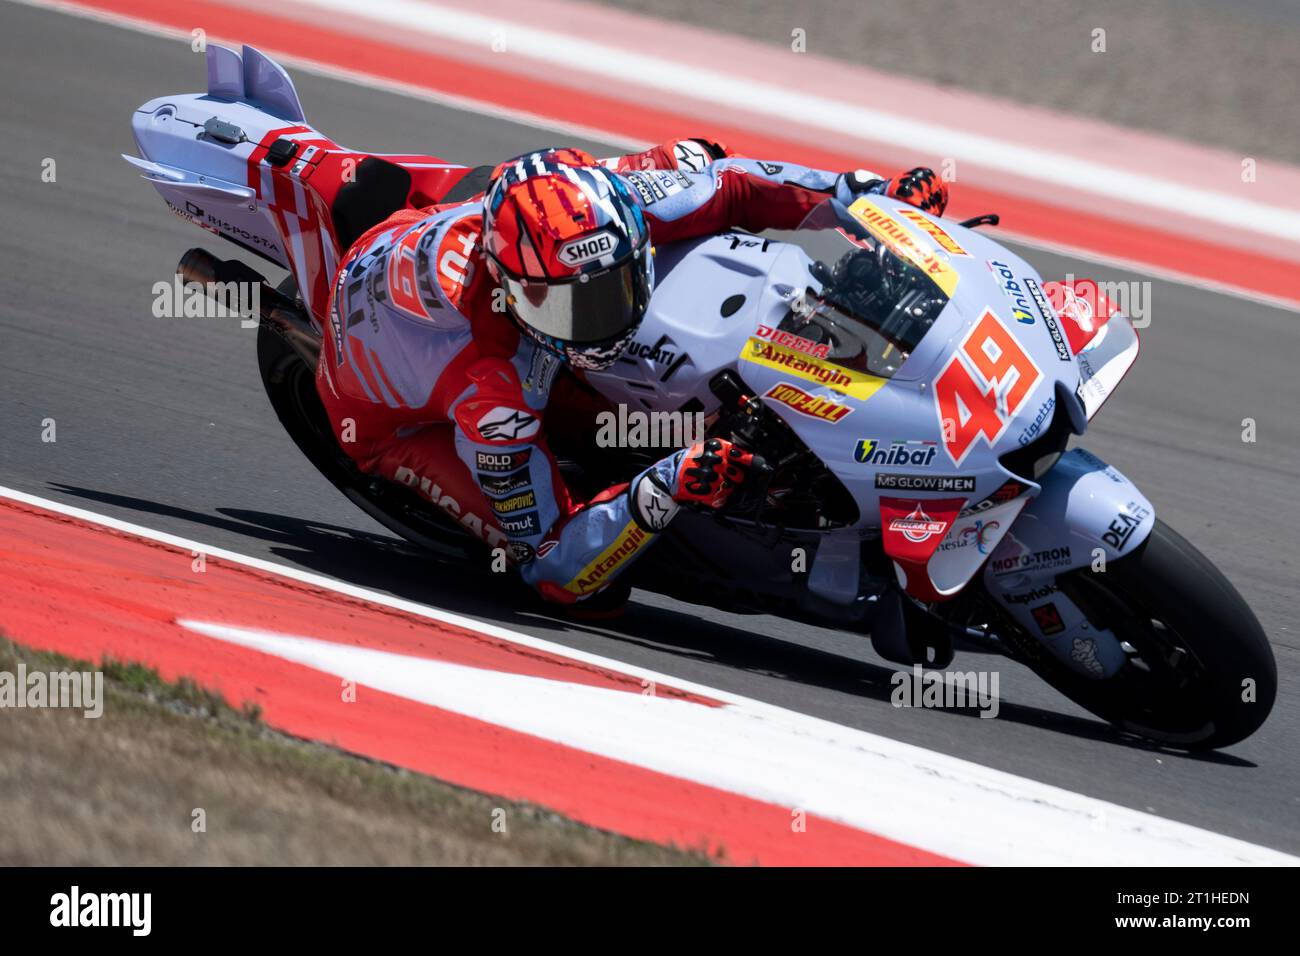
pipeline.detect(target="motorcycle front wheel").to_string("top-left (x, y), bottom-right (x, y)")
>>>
top-left (1001, 519), bottom-right (1276, 750)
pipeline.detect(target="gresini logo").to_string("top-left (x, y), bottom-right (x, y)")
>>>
top-left (50, 886), bottom-right (151, 936)
top-left (0, 665), bottom-right (103, 718)
top-left (595, 404), bottom-right (704, 449)
top-left (889, 504), bottom-right (948, 543)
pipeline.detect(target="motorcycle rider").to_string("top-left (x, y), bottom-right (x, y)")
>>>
top-left (316, 137), bottom-right (949, 611)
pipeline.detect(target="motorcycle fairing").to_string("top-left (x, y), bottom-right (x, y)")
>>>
top-left (125, 45), bottom-right (476, 324)
top-left (981, 448), bottom-right (1155, 677)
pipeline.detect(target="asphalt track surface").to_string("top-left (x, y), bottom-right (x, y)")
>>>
top-left (3, 2), bottom-right (1298, 857)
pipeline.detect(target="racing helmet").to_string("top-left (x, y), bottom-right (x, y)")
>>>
top-left (482, 149), bottom-right (653, 371)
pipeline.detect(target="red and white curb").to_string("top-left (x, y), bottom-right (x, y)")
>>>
top-left (16, 0), bottom-right (1300, 309)
top-left (2, 485), bottom-right (1295, 866)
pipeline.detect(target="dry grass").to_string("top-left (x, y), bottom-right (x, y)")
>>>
top-left (0, 639), bottom-right (709, 866)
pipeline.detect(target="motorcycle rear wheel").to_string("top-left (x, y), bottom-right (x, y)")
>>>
top-left (255, 281), bottom-right (479, 561)
top-left (1004, 519), bottom-right (1276, 750)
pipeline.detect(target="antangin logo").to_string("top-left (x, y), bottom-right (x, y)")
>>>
top-left (742, 339), bottom-right (884, 401)
top-left (565, 522), bottom-right (651, 595)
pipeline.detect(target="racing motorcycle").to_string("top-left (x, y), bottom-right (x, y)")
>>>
top-left (124, 44), bottom-right (1276, 749)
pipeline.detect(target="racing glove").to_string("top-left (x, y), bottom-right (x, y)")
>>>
top-left (671, 438), bottom-right (752, 509)
top-left (629, 438), bottom-right (753, 532)
top-left (886, 166), bottom-right (949, 215)
top-left (837, 166), bottom-right (949, 217)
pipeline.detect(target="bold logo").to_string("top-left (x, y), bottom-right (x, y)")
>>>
top-left (475, 449), bottom-right (532, 473)
top-left (742, 339), bottom-right (885, 401)
top-left (557, 230), bottom-right (616, 267)
top-left (934, 308), bottom-right (1043, 465)
top-left (755, 323), bottom-right (829, 359)
top-left (959, 479), bottom-right (1027, 517)
top-left (855, 439), bottom-right (938, 467)
top-left (899, 208), bottom-right (968, 256)
top-left (476, 407), bottom-right (540, 443)
top-left (763, 382), bottom-right (853, 423)
top-left (888, 504), bottom-right (950, 543)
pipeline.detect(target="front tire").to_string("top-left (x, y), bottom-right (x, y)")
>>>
top-left (1006, 519), bottom-right (1276, 750)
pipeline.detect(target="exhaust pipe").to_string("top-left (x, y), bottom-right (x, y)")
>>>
top-left (177, 248), bottom-right (321, 371)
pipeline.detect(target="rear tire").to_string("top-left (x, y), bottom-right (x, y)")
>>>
top-left (1006, 519), bottom-right (1276, 750)
top-left (255, 281), bottom-right (479, 561)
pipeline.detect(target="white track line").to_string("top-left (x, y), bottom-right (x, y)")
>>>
top-left (299, 0), bottom-right (1300, 243)
top-left (3, 483), bottom-right (1296, 866)
top-left (11, 0), bottom-right (1300, 313)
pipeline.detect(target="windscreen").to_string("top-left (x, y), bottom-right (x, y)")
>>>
top-left (774, 199), bottom-right (952, 379)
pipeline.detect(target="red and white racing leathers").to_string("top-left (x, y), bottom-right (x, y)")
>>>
top-left (316, 139), bottom-right (870, 603)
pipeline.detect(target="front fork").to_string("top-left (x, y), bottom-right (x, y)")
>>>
top-left (980, 448), bottom-right (1155, 679)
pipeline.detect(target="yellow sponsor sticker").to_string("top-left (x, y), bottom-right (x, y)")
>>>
top-left (740, 337), bottom-right (886, 402)
top-left (847, 197), bottom-right (960, 297)
top-left (897, 207), bottom-right (968, 257)
top-left (564, 520), bottom-right (653, 596)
